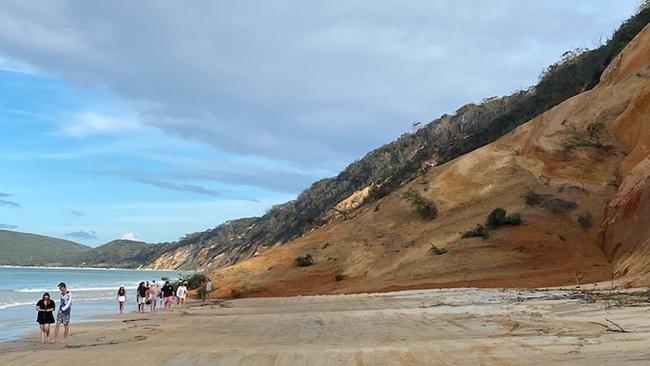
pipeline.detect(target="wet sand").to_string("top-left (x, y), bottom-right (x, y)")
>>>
top-left (1, 287), bottom-right (649, 365)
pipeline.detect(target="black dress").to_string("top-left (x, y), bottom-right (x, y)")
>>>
top-left (36, 299), bottom-right (55, 324)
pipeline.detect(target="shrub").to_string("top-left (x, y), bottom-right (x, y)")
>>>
top-left (578, 214), bottom-right (593, 228)
top-left (179, 272), bottom-right (209, 290)
top-left (230, 288), bottom-right (242, 298)
top-left (563, 121), bottom-right (610, 152)
top-left (544, 198), bottom-right (578, 214)
top-left (334, 273), bottom-right (344, 282)
top-left (402, 188), bottom-right (438, 219)
top-left (486, 208), bottom-right (523, 227)
top-left (295, 254), bottom-right (314, 267)
top-left (462, 224), bottom-right (490, 239)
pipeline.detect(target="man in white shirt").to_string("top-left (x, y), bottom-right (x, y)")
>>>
top-left (176, 282), bottom-right (187, 308)
top-left (53, 282), bottom-right (72, 345)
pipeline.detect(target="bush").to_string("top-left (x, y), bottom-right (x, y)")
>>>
top-left (486, 208), bottom-right (523, 227)
top-left (180, 272), bottom-right (209, 290)
top-left (295, 254), bottom-right (314, 267)
top-left (563, 121), bottom-right (610, 152)
top-left (334, 273), bottom-right (344, 282)
top-left (578, 214), bottom-right (593, 228)
top-left (402, 188), bottom-right (438, 219)
top-left (462, 224), bottom-right (490, 239)
top-left (230, 288), bottom-right (242, 298)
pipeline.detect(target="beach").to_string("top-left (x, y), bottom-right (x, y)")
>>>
top-left (0, 267), bottom-right (183, 340)
top-left (2, 287), bottom-right (649, 365)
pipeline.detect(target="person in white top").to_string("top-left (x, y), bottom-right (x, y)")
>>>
top-left (176, 282), bottom-right (187, 308)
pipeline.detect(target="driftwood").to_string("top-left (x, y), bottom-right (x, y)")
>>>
top-left (590, 319), bottom-right (627, 333)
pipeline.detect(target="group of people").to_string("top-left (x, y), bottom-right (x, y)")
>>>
top-left (35, 282), bottom-right (71, 345)
top-left (35, 278), bottom-right (213, 345)
top-left (118, 279), bottom-right (212, 313)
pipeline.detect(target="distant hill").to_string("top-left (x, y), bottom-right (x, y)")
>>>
top-left (62, 239), bottom-right (170, 268)
top-left (0, 230), bottom-right (91, 266)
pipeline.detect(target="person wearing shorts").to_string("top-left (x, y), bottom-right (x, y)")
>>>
top-left (136, 282), bottom-right (147, 313)
top-left (53, 282), bottom-right (71, 345)
top-left (176, 282), bottom-right (187, 308)
top-left (161, 281), bottom-right (175, 311)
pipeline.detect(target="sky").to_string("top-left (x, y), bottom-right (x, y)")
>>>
top-left (0, 0), bottom-right (641, 246)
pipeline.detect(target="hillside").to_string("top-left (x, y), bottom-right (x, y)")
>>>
top-left (63, 240), bottom-right (171, 269)
top-left (146, 7), bottom-right (650, 272)
top-left (0, 230), bottom-right (90, 266)
top-left (204, 19), bottom-right (650, 297)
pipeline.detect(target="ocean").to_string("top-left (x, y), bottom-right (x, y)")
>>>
top-left (0, 266), bottom-right (186, 341)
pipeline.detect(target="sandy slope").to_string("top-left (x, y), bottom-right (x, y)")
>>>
top-left (205, 24), bottom-right (650, 297)
top-left (1, 287), bottom-right (650, 366)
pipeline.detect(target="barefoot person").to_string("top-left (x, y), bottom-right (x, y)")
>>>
top-left (149, 281), bottom-right (158, 312)
top-left (53, 282), bottom-right (71, 345)
top-left (136, 282), bottom-right (147, 313)
top-left (176, 281), bottom-right (187, 308)
top-left (161, 280), bottom-right (175, 311)
top-left (202, 279), bottom-right (213, 303)
top-left (36, 292), bottom-right (55, 344)
top-left (117, 287), bottom-right (127, 314)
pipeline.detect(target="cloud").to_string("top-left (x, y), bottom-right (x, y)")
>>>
top-left (0, 193), bottom-right (21, 208)
top-left (64, 230), bottom-right (97, 240)
top-left (69, 209), bottom-right (85, 217)
top-left (55, 111), bottom-right (141, 138)
top-left (0, 1), bottom-right (637, 166)
top-left (96, 170), bottom-right (261, 201)
top-left (121, 232), bottom-right (142, 242)
top-left (0, 223), bottom-right (18, 229)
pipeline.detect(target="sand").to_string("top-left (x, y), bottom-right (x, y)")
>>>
top-left (1, 287), bottom-right (650, 365)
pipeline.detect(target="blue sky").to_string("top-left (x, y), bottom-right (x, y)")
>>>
top-left (0, 1), bottom-right (640, 245)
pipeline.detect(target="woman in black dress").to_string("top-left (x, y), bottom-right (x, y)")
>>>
top-left (36, 292), bottom-right (55, 344)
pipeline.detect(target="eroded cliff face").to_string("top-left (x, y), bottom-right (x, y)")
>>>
top-left (205, 24), bottom-right (650, 297)
top-left (598, 24), bottom-right (650, 284)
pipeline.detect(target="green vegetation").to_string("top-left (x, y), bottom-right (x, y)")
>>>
top-left (578, 214), bottom-right (593, 228)
top-left (0, 230), bottom-right (90, 266)
top-left (563, 121), bottom-right (610, 152)
top-left (486, 208), bottom-right (522, 227)
top-left (62, 239), bottom-right (164, 268)
top-left (462, 208), bottom-right (522, 240)
top-left (462, 224), bottom-right (490, 239)
top-left (402, 188), bottom-right (438, 219)
top-left (295, 254), bottom-right (314, 267)
top-left (161, 8), bottom-right (650, 272)
top-left (523, 190), bottom-right (578, 214)
top-left (179, 272), bottom-right (209, 290)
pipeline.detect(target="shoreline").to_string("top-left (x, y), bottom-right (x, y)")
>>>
top-left (2, 287), bottom-right (650, 365)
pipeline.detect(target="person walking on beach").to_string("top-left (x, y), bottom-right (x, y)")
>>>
top-left (117, 287), bottom-right (127, 314)
top-left (53, 282), bottom-right (71, 345)
top-left (202, 279), bottom-right (213, 303)
top-left (149, 280), bottom-right (159, 312)
top-left (36, 292), bottom-right (55, 344)
top-left (161, 280), bottom-right (175, 311)
top-left (176, 281), bottom-right (187, 308)
top-left (136, 282), bottom-right (147, 313)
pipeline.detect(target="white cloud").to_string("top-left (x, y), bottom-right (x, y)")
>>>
top-left (121, 232), bottom-right (142, 241)
top-left (57, 111), bottom-right (142, 138)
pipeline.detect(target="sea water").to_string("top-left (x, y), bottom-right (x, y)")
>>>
top-left (0, 266), bottom-right (186, 341)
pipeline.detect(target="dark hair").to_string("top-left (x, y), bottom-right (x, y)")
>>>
top-left (42, 292), bottom-right (51, 301)
top-left (58, 282), bottom-right (66, 289)
top-left (117, 287), bottom-right (126, 296)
